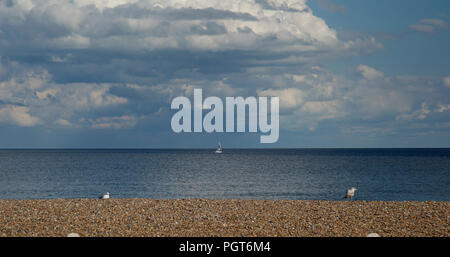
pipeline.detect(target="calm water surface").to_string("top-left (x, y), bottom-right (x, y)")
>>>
top-left (0, 149), bottom-right (448, 201)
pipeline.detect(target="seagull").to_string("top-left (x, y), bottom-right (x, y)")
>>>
top-left (344, 187), bottom-right (357, 200)
top-left (100, 192), bottom-right (110, 199)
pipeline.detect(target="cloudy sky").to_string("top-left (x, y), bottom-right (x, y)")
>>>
top-left (0, 0), bottom-right (449, 148)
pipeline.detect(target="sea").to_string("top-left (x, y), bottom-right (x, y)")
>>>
top-left (0, 149), bottom-right (448, 201)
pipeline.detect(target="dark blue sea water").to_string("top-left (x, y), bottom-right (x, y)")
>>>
top-left (0, 149), bottom-right (449, 201)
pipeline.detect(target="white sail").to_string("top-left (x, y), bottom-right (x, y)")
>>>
top-left (215, 142), bottom-right (223, 153)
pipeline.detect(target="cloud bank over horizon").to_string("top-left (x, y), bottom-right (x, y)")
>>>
top-left (0, 0), bottom-right (449, 147)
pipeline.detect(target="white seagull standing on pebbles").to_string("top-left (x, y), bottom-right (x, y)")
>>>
top-left (100, 192), bottom-right (110, 199)
top-left (344, 187), bottom-right (357, 200)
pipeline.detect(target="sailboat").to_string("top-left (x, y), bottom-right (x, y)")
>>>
top-left (215, 142), bottom-right (223, 154)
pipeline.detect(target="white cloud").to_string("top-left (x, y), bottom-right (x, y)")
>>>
top-left (247, 63), bottom-right (450, 135)
top-left (1, 1), bottom-right (448, 139)
top-left (89, 115), bottom-right (138, 129)
top-left (88, 86), bottom-right (128, 108)
top-left (420, 19), bottom-right (446, 27)
top-left (409, 18), bottom-right (449, 33)
top-left (291, 74), bottom-right (306, 82)
top-left (409, 24), bottom-right (435, 33)
top-left (435, 104), bottom-right (450, 113)
top-left (258, 88), bottom-right (304, 109)
top-left (0, 59), bottom-right (129, 127)
top-left (300, 100), bottom-right (341, 116)
top-left (444, 76), bottom-right (450, 88)
top-left (0, 105), bottom-right (41, 127)
top-left (36, 88), bottom-right (59, 100)
top-left (357, 64), bottom-right (384, 80)
top-left (55, 118), bottom-right (72, 127)
top-left (0, 0), bottom-right (379, 55)
top-left (396, 103), bottom-right (430, 121)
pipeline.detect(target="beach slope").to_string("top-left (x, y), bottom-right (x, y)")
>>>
top-left (0, 199), bottom-right (448, 237)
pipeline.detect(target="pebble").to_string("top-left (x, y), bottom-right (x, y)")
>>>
top-left (0, 199), bottom-right (447, 237)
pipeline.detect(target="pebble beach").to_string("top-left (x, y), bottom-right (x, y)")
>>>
top-left (0, 199), bottom-right (448, 237)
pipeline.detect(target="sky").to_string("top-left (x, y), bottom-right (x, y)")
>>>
top-left (0, 0), bottom-right (449, 148)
